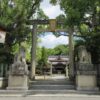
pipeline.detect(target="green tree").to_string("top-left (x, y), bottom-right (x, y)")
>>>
top-left (52, 44), bottom-right (69, 55)
top-left (37, 47), bottom-right (47, 69)
top-left (0, 0), bottom-right (46, 64)
top-left (50, 0), bottom-right (100, 64)
top-left (37, 44), bottom-right (69, 60)
top-left (36, 44), bottom-right (69, 75)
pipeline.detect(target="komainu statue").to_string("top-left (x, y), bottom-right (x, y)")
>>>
top-left (77, 46), bottom-right (91, 64)
top-left (10, 46), bottom-right (28, 75)
top-left (75, 46), bottom-right (98, 91)
top-left (7, 46), bottom-right (29, 90)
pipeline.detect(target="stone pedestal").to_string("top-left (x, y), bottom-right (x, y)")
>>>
top-left (76, 74), bottom-right (98, 91)
top-left (7, 75), bottom-right (28, 90)
top-left (76, 63), bottom-right (99, 91)
top-left (7, 46), bottom-right (29, 90)
top-left (75, 46), bottom-right (99, 91)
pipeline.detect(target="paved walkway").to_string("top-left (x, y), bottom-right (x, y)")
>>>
top-left (0, 75), bottom-right (99, 99)
top-left (0, 94), bottom-right (100, 100)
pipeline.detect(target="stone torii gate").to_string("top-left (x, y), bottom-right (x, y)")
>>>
top-left (29, 19), bottom-right (74, 80)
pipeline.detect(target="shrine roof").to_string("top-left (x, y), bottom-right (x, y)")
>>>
top-left (48, 55), bottom-right (69, 62)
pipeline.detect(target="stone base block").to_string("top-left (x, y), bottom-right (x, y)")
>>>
top-left (76, 75), bottom-right (99, 91)
top-left (7, 75), bottom-right (28, 90)
top-left (76, 87), bottom-right (99, 91)
top-left (7, 87), bottom-right (28, 90)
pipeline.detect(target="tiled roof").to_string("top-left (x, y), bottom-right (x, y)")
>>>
top-left (48, 55), bottom-right (69, 64)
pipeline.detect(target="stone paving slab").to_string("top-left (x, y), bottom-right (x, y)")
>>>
top-left (0, 89), bottom-right (100, 96)
top-left (0, 94), bottom-right (100, 100)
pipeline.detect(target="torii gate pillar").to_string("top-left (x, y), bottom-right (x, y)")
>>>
top-left (68, 27), bottom-right (74, 80)
top-left (31, 24), bottom-right (37, 79)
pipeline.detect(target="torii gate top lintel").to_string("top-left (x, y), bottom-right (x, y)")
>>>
top-left (28, 19), bottom-right (64, 25)
top-left (29, 19), bottom-right (66, 32)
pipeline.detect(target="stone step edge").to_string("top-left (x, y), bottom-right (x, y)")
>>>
top-left (0, 90), bottom-right (100, 95)
top-left (30, 85), bottom-right (74, 86)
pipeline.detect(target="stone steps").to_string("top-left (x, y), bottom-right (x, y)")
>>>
top-left (29, 84), bottom-right (75, 90)
top-left (29, 78), bottom-right (75, 94)
top-left (27, 90), bottom-right (76, 95)
top-left (29, 79), bottom-right (74, 85)
top-left (0, 89), bottom-right (100, 96)
top-left (27, 90), bottom-right (100, 95)
top-left (0, 76), bottom-right (99, 95)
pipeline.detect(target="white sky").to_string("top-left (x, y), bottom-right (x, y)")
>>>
top-left (39, 0), bottom-right (68, 48)
top-left (38, 33), bottom-right (68, 48)
top-left (40, 0), bottom-right (64, 19)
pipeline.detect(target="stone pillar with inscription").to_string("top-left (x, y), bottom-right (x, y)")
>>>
top-left (7, 46), bottom-right (29, 90)
top-left (76, 46), bottom-right (99, 91)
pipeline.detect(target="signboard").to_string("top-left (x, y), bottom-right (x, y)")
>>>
top-left (0, 29), bottom-right (6, 43)
top-left (49, 19), bottom-right (56, 32)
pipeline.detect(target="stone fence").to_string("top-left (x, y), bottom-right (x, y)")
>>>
top-left (0, 64), bottom-right (9, 77)
top-left (0, 63), bottom-right (9, 88)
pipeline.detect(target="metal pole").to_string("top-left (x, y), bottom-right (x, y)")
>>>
top-left (31, 24), bottom-right (37, 79)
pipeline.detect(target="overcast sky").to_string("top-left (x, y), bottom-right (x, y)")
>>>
top-left (38, 33), bottom-right (68, 48)
top-left (40, 0), bottom-right (64, 19)
top-left (39, 0), bottom-right (68, 48)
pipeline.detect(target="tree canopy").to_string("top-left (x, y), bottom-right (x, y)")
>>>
top-left (50, 0), bottom-right (100, 64)
top-left (36, 44), bottom-right (69, 67)
top-left (0, 0), bottom-right (43, 64)
top-left (0, 0), bottom-right (100, 64)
